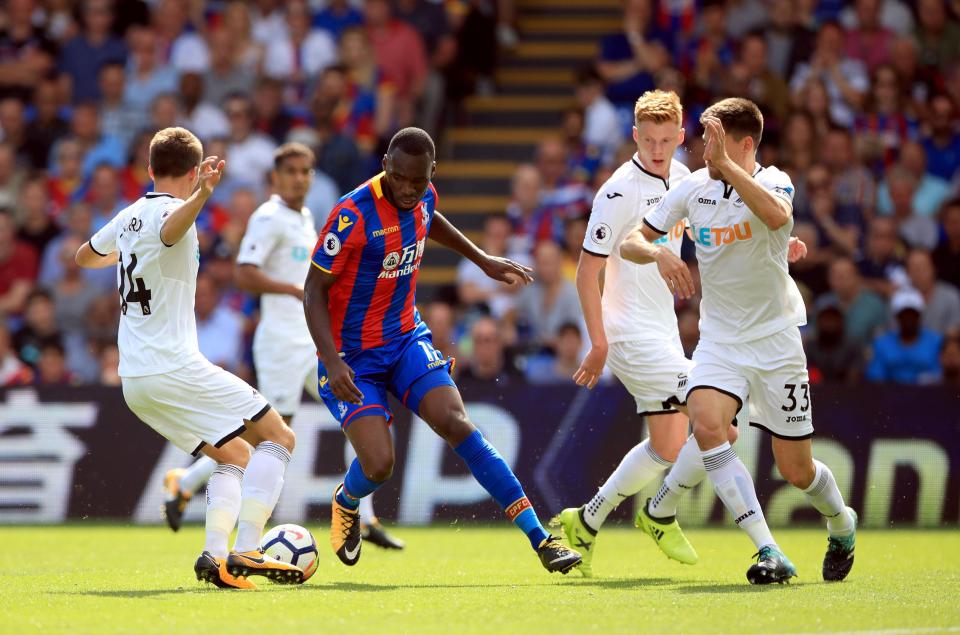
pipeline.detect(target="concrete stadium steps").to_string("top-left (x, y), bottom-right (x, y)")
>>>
top-left (420, 0), bottom-right (603, 297)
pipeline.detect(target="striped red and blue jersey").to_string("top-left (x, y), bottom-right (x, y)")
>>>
top-left (311, 172), bottom-right (437, 352)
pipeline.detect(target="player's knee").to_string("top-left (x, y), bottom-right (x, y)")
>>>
top-left (436, 409), bottom-right (474, 446)
top-left (778, 460), bottom-right (815, 490)
top-left (651, 435), bottom-right (684, 463)
top-left (690, 410), bottom-right (726, 446)
top-left (363, 454), bottom-right (394, 483)
top-left (219, 440), bottom-right (251, 468)
top-left (727, 425), bottom-right (739, 444)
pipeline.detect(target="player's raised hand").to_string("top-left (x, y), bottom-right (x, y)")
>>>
top-left (198, 156), bottom-right (226, 196)
top-left (655, 249), bottom-right (695, 299)
top-left (482, 255), bottom-right (534, 286)
top-left (702, 116), bottom-right (730, 174)
top-left (787, 236), bottom-right (808, 263)
top-left (328, 358), bottom-right (364, 405)
top-left (573, 345), bottom-right (607, 389)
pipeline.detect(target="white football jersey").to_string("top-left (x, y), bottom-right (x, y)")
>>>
top-left (644, 164), bottom-right (806, 344)
top-left (583, 155), bottom-right (690, 344)
top-left (89, 193), bottom-right (204, 377)
top-left (236, 195), bottom-right (318, 351)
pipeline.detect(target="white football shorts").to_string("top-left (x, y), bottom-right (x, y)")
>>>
top-left (606, 337), bottom-right (693, 416)
top-left (122, 358), bottom-right (271, 455)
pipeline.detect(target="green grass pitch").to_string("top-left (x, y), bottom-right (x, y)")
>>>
top-left (2, 524), bottom-right (958, 635)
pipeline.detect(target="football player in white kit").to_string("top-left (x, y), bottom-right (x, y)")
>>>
top-left (162, 143), bottom-right (404, 550)
top-left (75, 127), bottom-right (303, 589)
top-left (621, 98), bottom-right (857, 584)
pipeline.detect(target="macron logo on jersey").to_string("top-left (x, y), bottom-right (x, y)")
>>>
top-left (690, 221), bottom-right (753, 247)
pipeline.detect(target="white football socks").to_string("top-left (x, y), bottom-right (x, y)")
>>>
top-left (204, 463), bottom-right (243, 559)
top-left (180, 455), bottom-right (218, 496)
top-left (649, 435), bottom-right (706, 519)
top-left (701, 441), bottom-right (777, 550)
top-left (359, 493), bottom-right (376, 522)
top-left (583, 439), bottom-right (672, 531)
top-left (804, 459), bottom-right (854, 536)
top-left (233, 441), bottom-right (291, 553)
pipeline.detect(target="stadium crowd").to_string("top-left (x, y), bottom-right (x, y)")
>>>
top-left (0, 0), bottom-right (958, 390)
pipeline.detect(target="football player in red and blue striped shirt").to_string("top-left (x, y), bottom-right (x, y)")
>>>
top-left (305, 127), bottom-right (582, 574)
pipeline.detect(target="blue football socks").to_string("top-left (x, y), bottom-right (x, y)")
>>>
top-left (335, 458), bottom-right (382, 511)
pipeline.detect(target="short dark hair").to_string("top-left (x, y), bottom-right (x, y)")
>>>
top-left (387, 127), bottom-right (435, 160)
top-left (556, 322), bottom-right (582, 338)
top-left (273, 142), bottom-right (315, 170)
top-left (700, 97), bottom-right (764, 146)
top-left (149, 127), bottom-right (203, 178)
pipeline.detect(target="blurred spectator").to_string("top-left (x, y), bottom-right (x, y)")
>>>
top-left (394, 0), bottom-right (457, 135)
top-left (444, 0), bottom-right (498, 102)
top-left (314, 0), bottom-right (364, 40)
top-left (119, 130), bottom-right (152, 202)
top-left (46, 138), bottom-right (86, 215)
top-left (789, 221), bottom-right (831, 298)
top-left (224, 94), bottom-right (277, 194)
top-left (457, 215), bottom-right (524, 319)
top-left (59, 0), bottom-right (127, 103)
top-left (364, 0), bottom-right (428, 129)
top-left (151, 0), bottom-right (209, 73)
top-left (178, 73), bottom-right (229, 142)
top-left (880, 165), bottom-right (939, 250)
top-left (526, 322), bottom-right (582, 384)
top-left (921, 94), bottom-right (960, 183)
top-left (802, 163), bottom-right (861, 255)
top-left (534, 137), bottom-right (592, 231)
top-left (220, 1), bottom-right (264, 73)
top-left (124, 26), bottom-right (179, 113)
top-left (794, 76), bottom-right (834, 140)
top-left (0, 320), bottom-right (31, 385)
top-left (13, 289), bottom-right (62, 368)
top-left (561, 215), bottom-right (587, 284)
top-left (913, 0), bottom-right (960, 73)
top-left (822, 126), bottom-right (875, 215)
top-left (16, 177), bottom-right (58, 255)
top-left (251, 78), bottom-right (296, 145)
top-left (736, 32), bottom-right (790, 122)
top-left (790, 21), bottom-right (868, 127)
top-left (511, 241), bottom-right (581, 351)
top-left (843, 0), bottom-right (894, 72)
top-left (263, 0), bottom-right (336, 104)
top-left (596, 0), bottom-right (667, 111)
top-left (933, 200), bottom-right (960, 289)
top-left (0, 209), bottom-right (38, 315)
top-left (725, 0), bottom-right (769, 39)
top-left (195, 273), bottom-right (244, 372)
top-left (337, 28), bottom-right (396, 154)
top-left (804, 302), bottom-right (863, 385)
top-left (866, 288), bottom-right (942, 384)
top-left (422, 299), bottom-right (459, 363)
top-left (69, 101), bottom-right (125, 179)
top-left (203, 26), bottom-right (256, 109)
top-left (574, 66), bottom-right (623, 163)
top-left (457, 315), bottom-right (520, 384)
top-left (0, 143), bottom-right (25, 209)
top-left (939, 335), bottom-right (960, 387)
top-left (778, 111), bottom-right (817, 172)
top-left (855, 64), bottom-right (918, 172)
top-left (87, 164), bottom-right (128, 230)
top-left (51, 235), bottom-right (101, 380)
top-left (684, 0), bottom-right (736, 97)
top-left (840, 0), bottom-right (913, 37)
top-left (149, 93), bottom-right (179, 132)
top-left (559, 108), bottom-right (603, 185)
top-left (35, 341), bottom-right (75, 385)
top-left (764, 0), bottom-right (815, 78)
top-left (250, 0), bottom-right (286, 47)
top-left (39, 202), bottom-right (112, 293)
top-left (505, 163), bottom-right (550, 252)
top-left (307, 70), bottom-right (368, 193)
top-left (0, 0), bottom-right (57, 101)
top-left (905, 249), bottom-right (960, 335)
top-left (98, 62), bottom-right (144, 153)
top-left (23, 78), bottom-right (69, 170)
top-left (0, 97), bottom-right (28, 162)
top-left (98, 343), bottom-right (120, 386)
top-left (84, 293), bottom-right (118, 352)
top-left (817, 257), bottom-right (888, 347)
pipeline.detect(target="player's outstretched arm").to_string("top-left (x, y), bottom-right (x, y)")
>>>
top-left (703, 117), bottom-right (791, 230)
top-left (303, 264), bottom-right (364, 405)
top-left (428, 211), bottom-right (533, 285)
top-left (160, 156), bottom-right (225, 247)
top-left (75, 242), bottom-right (118, 268)
top-left (573, 252), bottom-right (608, 389)
top-left (620, 225), bottom-right (695, 299)
top-left (235, 264), bottom-right (304, 300)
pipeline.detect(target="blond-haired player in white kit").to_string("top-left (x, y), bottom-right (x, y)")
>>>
top-left (162, 143), bottom-right (404, 550)
top-left (75, 127), bottom-right (303, 589)
top-left (622, 98), bottom-right (857, 585)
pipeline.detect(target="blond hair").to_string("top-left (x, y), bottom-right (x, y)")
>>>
top-left (149, 127), bottom-right (203, 178)
top-left (634, 90), bottom-right (683, 127)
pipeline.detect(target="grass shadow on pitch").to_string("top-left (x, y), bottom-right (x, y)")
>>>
top-left (671, 581), bottom-right (807, 595)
